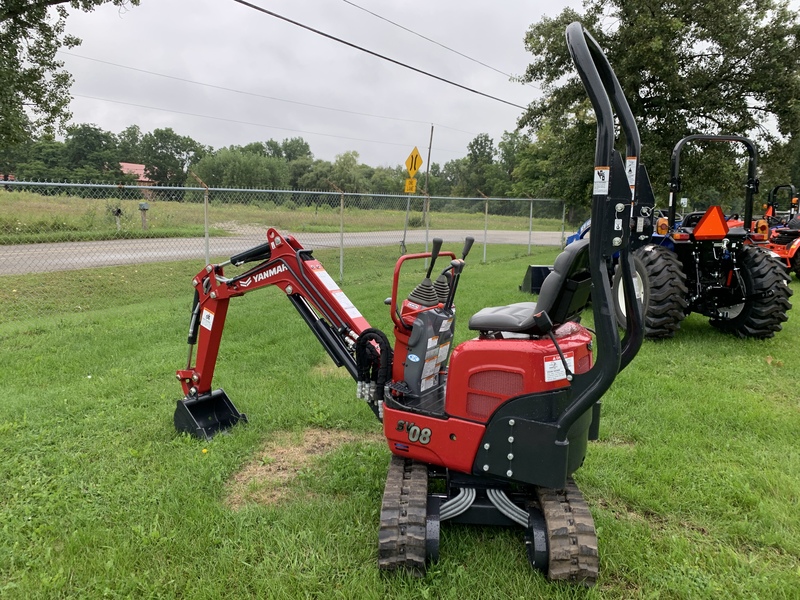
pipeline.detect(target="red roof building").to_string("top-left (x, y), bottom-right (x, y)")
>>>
top-left (119, 162), bottom-right (152, 185)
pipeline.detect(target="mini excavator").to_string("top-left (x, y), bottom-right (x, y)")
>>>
top-left (173, 23), bottom-right (646, 585)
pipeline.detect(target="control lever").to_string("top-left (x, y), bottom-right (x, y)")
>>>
top-left (461, 236), bottom-right (475, 260)
top-left (426, 238), bottom-right (443, 280)
top-left (443, 236), bottom-right (474, 311)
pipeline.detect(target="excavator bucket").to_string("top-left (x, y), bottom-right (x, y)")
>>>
top-left (173, 389), bottom-right (247, 440)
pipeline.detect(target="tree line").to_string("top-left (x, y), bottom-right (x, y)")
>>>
top-left (0, 124), bottom-right (540, 203)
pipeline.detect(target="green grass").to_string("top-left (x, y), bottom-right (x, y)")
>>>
top-left (1, 245), bottom-right (798, 598)
top-left (0, 190), bottom-right (564, 244)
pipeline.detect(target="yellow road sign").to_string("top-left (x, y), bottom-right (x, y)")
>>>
top-left (405, 147), bottom-right (423, 178)
top-left (404, 178), bottom-right (417, 194)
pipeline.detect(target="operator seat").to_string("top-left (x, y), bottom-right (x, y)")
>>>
top-left (468, 239), bottom-right (592, 337)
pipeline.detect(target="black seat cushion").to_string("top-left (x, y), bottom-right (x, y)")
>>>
top-left (468, 239), bottom-right (592, 335)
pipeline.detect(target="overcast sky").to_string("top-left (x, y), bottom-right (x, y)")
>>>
top-left (59, 0), bottom-right (579, 169)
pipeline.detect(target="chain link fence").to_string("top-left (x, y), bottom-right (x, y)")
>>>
top-left (1, 181), bottom-right (570, 323)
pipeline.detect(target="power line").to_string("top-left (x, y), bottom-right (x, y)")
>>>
top-left (341, 0), bottom-right (539, 90)
top-left (71, 93), bottom-right (467, 156)
top-left (228, 0), bottom-right (527, 110)
top-left (58, 51), bottom-right (480, 137)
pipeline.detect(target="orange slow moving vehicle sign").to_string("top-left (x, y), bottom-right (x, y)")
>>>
top-left (692, 206), bottom-right (730, 240)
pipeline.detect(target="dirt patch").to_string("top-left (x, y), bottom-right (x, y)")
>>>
top-left (224, 428), bottom-right (382, 510)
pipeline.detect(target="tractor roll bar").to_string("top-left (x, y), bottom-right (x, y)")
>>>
top-left (768, 184), bottom-right (798, 220)
top-left (556, 23), bottom-right (644, 442)
top-left (669, 135), bottom-right (759, 232)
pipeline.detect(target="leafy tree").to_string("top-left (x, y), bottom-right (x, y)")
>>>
top-left (63, 123), bottom-right (120, 173)
top-left (519, 1), bottom-right (800, 213)
top-left (287, 156), bottom-right (314, 189)
top-left (117, 125), bottom-right (143, 163)
top-left (264, 139), bottom-right (283, 159)
top-left (441, 157), bottom-right (472, 199)
top-left (14, 135), bottom-right (70, 181)
top-left (140, 127), bottom-right (205, 188)
top-left (0, 1), bottom-right (140, 145)
top-left (368, 165), bottom-right (405, 195)
top-left (512, 121), bottom-right (596, 222)
top-left (330, 151), bottom-right (368, 193)
top-left (240, 142), bottom-right (267, 156)
top-left (281, 137), bottom-right (312, 162)
top-left (192, 147), bottom-right (289, 189)
top-left (297, 159), bottom-right (334, 191)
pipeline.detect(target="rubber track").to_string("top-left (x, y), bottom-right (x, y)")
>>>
top-left (378, 455), bottom-right (428, 574)
top-left (536, 478), bottom-right (599, 586)
top-left (634, 245), bottom-right (689, 339)
top-left (710, 246), bottom-right (793, 339)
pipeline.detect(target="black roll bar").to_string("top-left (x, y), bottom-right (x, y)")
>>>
top-left (555, 23), bottom-right (644, 442)
top-left (768, 184), bottom-right (798, 219)
top-left (668, 135), bottom-right (759, 232)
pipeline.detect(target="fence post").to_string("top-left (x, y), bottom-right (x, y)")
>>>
top-left (325, 179), bottom-right (346, 282)
top-left (189, 171), bottom-right (210, 265)
top-left (401, 194), bottom-right (411, 255)
top-left (528, 198), bottom-right (533, 255)
top-left (560, 201), bottom-right (567, 249)
top-left (340, 192), bottom-right (345, 281)
top-left (477, 190), bottom-right (489, 264)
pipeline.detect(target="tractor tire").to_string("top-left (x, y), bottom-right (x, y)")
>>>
top-left (612, 255), bottom-right (649, 329)
top-left (709, 246), bottom-right (793, 339)
top-left (634, 245), bottom-right (689, 339)
top-left (792, 254), bottom-right (800, 280)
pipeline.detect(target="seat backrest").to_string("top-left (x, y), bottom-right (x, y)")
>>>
top-left (466, 239), bottom-right (593, 335)
top-left (535, 238), bottom-right (592, 326)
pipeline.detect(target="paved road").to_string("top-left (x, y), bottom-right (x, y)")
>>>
top-left (2, 229), bottom-right (565, 275)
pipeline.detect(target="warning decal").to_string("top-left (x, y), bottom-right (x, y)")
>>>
top-left (593, 167), bottom-right (610, 195)
top-left (625, 157), bottom-right (637, 186)
top-left (544, 351), bottom-right (575, 382)
top-left (313, 269), bottom-right (339, 291)
top-left (200, 308), bottom-right (215, 331)
top-left (332, 290), bottom-right (362, 319)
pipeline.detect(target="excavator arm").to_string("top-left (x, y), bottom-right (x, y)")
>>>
top-left (177, 228), bottom-right (372, 399)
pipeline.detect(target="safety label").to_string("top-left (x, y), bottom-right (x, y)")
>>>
top-left (422, 358), bottom-right (438, 379)
top-left (437, 342), bottom-right (451, 364)
top-left (421, 374), bottom-right (438, 392)
top-left (625, 157), bottom-right (637, 186)
top-left (593, 167), bottom-right (610, 195)
top-left (200, 308), bottom-right (215, 331)
top-left (332, 290), bottom-right (362, 319)
top-left (544, 351), bottom-right (575, 382)
top-left (313, 269), bottom-right (339, 291)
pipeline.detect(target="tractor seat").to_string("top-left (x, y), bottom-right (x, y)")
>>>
top-left (772, 227), bottom-right (800, 246)
top-left (468, 239), bottom-right (592, 336)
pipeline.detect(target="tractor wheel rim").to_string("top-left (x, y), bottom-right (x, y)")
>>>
top-left (617, 270), bottom-right (645, 318)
